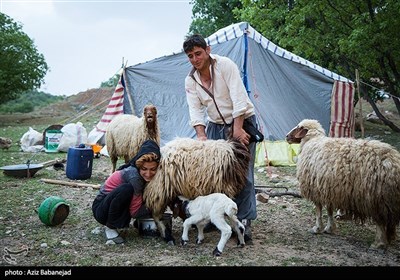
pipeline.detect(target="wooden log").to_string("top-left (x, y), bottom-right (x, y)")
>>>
top-left (40, 178), bottom-right (100, 189)
top-left (40, 158), bottom-right (67, 168)
top-left (255, 187), bottom-right (302, 198)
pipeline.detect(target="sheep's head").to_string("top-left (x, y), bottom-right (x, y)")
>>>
top-left (143, 104), bottom-right (158, 130)
top-left (168, 196), bottom-right (189, 221)
top-left (286, 119), bottom-right (325, 144)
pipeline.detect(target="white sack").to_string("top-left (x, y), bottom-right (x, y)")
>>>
top-left (20, 127), bottom-right (44, 152)
top-left (57, 122), bottom-right (88, 152)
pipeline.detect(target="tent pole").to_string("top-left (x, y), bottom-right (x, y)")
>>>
top-left (355, 69), bottom-right (364, 138)
top-left (243, 23), bottom-right (250, 94)
top-left (122, 66), bottom-right (136, 115)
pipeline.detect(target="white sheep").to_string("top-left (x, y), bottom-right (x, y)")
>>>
top-left (143, 137), bottom-right (250, 244)
top-left (106, 104), bottom-right (160, 172)
top-left (171, 193), bottom-right (246, 257)
top-left (286, 119), bottom-right (400, 250)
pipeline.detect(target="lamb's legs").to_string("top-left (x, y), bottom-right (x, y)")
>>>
top-left (230, 216), bottom-right (245, 247)
top-left (212, 219), bottom-right (232, 257)
top-left (180, 221), bottom-right (191, 246)
top-left (181, 216), bottom-right (204, 245)
top-left (324, 206), bottom-right (337, 234)
top-left (195, 223), bottom-right (206, 244)
top-left (311, 203), bottom-right (324, 234)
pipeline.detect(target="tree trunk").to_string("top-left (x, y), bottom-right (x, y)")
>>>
top-left (393, 96), bottom-right (400, 116)
top-left (364, 93), bottom-right (400, 132)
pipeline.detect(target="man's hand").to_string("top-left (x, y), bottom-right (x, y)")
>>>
top-left (197, 135), bottom-right (207, 141)
top-left (233, 128), bottom-right (250, 146)
top-left (194, 125), bottom-right (207, 141)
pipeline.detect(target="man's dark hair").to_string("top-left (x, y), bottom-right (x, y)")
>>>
top-left (183, 34), bottom-right (207, 53)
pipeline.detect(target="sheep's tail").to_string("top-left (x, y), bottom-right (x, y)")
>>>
top-left (224, 203), bottom-right (238, 218)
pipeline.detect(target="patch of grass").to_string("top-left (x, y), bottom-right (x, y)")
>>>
top-left (1, 95), bottom-right (399, 267)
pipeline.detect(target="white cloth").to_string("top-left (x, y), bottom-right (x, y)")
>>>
top-left (184, 54), bottom-right (255, 126)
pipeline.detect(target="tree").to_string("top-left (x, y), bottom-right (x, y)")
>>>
top-left (189, 0), bottom-right (242, 37)
top-left (0, 13), bottom-right (48, 104)
top-left (100, 74), bottom-right (120, 88)
top-left (235, 0), bottom-right (400, 132)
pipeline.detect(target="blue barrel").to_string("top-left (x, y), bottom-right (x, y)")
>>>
top-left (66, 146), bottom-right (94, 180)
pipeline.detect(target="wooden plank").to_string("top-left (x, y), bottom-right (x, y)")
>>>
top-left (40, 178), bottom-right (100, 189)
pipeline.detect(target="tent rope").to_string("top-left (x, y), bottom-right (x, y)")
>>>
top-left (359, 80), bottom-right (400, 101)
top-left (61, 98), bottom-right (110, 124)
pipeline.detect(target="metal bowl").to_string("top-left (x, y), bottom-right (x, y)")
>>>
top-left (137, 213), bottom-right (172, 238)
top-left (0, 164), bottom-right (44, 178)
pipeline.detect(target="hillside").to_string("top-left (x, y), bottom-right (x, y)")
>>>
top-left (0, 87), bottom-right (114, 126)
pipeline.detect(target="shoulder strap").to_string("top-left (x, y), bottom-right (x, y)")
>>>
top-left (189, 63), bottom-right (227, 125)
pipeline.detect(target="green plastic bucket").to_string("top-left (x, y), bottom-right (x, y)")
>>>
top-left (38, 196), bottom-right (70, 226)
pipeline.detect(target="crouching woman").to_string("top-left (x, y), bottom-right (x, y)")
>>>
top-left (92, 139), bottom-right (161, 244)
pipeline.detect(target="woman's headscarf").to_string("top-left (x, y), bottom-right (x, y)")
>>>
top-left (117, 140), bottom-right (161, 170)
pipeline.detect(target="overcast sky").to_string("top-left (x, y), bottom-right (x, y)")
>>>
top-left (1, 0), bottom-right (193, 96)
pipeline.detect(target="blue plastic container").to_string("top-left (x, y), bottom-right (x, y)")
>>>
top-left (66, 146), bottom-right (94, 180)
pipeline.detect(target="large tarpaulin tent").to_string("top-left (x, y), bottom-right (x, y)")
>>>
top-left (89, 22), bottom-right (354, 155)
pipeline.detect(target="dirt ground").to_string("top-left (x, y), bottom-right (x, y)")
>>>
top-left (1, 90), bottom-right (400, 270)
top-left (3, 155), bottom-right (400, 269)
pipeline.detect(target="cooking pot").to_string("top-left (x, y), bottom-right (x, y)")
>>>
top-left (0, 163), bottom-right (44, 178)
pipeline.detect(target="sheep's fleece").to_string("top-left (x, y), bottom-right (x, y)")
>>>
top-left (143, 137), bottom-right (250, 243)
top-left (286, 119), bottom-right (400, 249)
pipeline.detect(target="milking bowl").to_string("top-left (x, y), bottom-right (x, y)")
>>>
top-left (137, 213), bottom-right (172, 238)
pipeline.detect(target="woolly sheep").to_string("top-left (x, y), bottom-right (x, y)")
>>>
top-left (286, 119), bottom-right (400, 250)
top-left (143, 137), bottom-right (250, 244)
top-left (106, 104), bottom-right (160, 172)
top-left (171, 193), bottom-right (245, 257)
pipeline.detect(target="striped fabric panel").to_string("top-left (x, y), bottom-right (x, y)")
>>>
top-left (206, 22), bottom-right (351, 83)
top-left (93, 78), bottom-right (124, 134)
top-left (329, 81), bottom-right (355, 138)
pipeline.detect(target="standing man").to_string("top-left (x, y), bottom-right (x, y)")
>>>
top-left (183, 34), bottom-right (258, 243)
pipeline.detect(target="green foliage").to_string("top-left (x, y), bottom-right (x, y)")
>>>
top-left (189, 0), bottom-right (243, 37)
top-left (0, 13), bottom-right (49, 104)
top-left (235, 0), bottom-right (400, 104)
top-left (100, 73), bottom-right (120, 88)
top-left (0, 90), bottom-right (63, 113)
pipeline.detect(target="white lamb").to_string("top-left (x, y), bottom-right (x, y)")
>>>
top-left (171, 193), bottom-right (246, 257)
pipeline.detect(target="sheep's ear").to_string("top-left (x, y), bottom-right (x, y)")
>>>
top-left (294, 127), bottom-right (308, 139)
